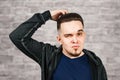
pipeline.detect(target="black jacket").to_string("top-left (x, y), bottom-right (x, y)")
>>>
top-left (9, 10), bottom-right (107, 80)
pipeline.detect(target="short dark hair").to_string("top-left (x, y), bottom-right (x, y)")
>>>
top-left (57, 13), bottom-right (84, 31)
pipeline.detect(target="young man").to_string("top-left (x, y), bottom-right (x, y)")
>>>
top-left (9, 10), bottom-right (107, 80)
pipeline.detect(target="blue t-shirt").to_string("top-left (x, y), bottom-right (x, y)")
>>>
top-left (53, 53), bottom-right (92, 80)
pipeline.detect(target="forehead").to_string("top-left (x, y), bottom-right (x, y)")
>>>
top-left (60, 21), bottom-right (83, 34)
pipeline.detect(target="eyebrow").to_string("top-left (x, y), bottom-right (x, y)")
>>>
top-left (78, 29), bottom-right (84, 32)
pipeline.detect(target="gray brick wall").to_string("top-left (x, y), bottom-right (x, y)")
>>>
top-left (0, 0), bottom-right (120, 80)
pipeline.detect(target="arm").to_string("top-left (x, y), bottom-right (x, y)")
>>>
top-left (9, 10), bottom-right (68, 65)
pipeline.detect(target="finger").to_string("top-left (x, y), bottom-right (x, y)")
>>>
top-left (64, 10), bottom-right (68, 13)
top-left (60, 10), bottom-right (68, 15)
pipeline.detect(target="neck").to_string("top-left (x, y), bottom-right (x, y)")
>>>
top-left (62, 51), bottom-right (85, 59)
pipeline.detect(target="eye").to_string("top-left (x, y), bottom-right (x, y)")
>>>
top-left (64, 34), bottom-right (73, 38)
top-left (77, 32), bottom-right (83, 36)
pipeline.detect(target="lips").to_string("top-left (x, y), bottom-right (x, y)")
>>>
top-left (72, 45), bottom-right (79, 49)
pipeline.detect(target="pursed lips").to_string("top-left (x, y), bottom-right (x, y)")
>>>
top-left (72, 45), bottom-right (80, 49)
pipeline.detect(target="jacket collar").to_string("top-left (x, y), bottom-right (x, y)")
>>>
top-left (83, 49), bottom-right (100, 66)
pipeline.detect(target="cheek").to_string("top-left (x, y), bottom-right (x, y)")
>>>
top-left (80, 38), bottom-right (85, 43)
top-left (78, 40), bottom-right (84, 45)
top-left (61, 38), bottom-right (71, 45)
top-left (79, 36), bottom-right (86, 43)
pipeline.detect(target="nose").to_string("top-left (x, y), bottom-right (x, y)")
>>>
top-left (72, 36), bottom-right (78, 43)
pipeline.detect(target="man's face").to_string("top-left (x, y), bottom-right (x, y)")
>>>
top-left (57, 20), bottom-right (86, 58)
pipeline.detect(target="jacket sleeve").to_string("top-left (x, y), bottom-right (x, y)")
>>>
top-left (9, 10), bottom-right (56, 65)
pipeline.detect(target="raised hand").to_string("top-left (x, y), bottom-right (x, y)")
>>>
top-left (50, 10), bottom-right (68, 21)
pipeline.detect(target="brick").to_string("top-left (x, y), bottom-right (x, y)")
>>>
top-left (0, 55), bottom-right (13, 64)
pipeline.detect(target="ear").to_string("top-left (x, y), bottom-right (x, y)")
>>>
top-left (57, 35), bottom-right (62, 44)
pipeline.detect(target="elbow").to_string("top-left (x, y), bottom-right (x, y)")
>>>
top-left (9, 32), bottom-right (14, 41)
top-left (9, 31), bottom-right (25, 46)
top-left (9, 31), bottom-right (18, 44)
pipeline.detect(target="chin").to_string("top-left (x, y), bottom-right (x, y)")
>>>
top-left (72, 50), bottom-right (82, 55)
top-left (70, 53), bottom-right (81, 57)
